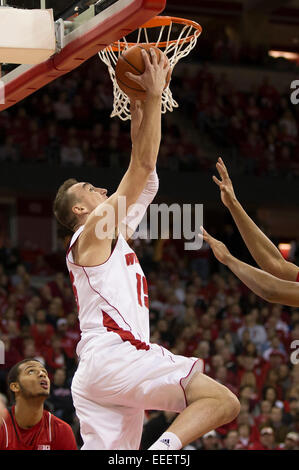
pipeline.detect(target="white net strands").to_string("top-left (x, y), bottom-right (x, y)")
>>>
top-left (98, 18), bottom-right (202, 120)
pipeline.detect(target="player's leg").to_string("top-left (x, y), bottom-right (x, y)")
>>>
top-left (71, 387), bottom-right (145, 450)
top-left (148, 372), bottom-right (240, 450)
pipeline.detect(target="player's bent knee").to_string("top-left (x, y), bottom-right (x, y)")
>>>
top-left (185, 373), bottom-right (240, 421)
top-left (222, 389), bottom-right (240, 422)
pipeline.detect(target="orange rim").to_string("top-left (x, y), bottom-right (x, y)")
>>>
top-left (108, 16), bottom-right (202, 51)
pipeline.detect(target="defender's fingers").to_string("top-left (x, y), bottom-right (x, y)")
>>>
top-left (216, 161), bottom-right (229, 180)
top-left (218, 156), bottom-right (227, 169)
top-left (212, 175), bottom-right (222, 186)
top-left (217, 157), bottom-right (229, 175)
top-left (200, 226), bottom-right (209, 240)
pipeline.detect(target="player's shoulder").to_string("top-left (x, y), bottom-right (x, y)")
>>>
top-left (49, 412), bottom-right (72, 430)
top-left (48, 412), bottom-right (78, 450)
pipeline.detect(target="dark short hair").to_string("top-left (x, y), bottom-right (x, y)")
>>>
top-left (7, 359), bottom-right (43, 404)
top-left (53, 178), bottom-right (78, 231)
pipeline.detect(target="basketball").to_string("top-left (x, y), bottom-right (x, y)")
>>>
top-left (115, 44), bottom-right (171, 100)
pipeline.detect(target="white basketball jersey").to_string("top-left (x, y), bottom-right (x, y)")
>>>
top-left (66, 226), bottom-right (150, 357)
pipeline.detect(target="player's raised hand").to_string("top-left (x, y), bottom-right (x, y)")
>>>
top-left (213, 157), bottom-right (237, 209)
top-left (199, 226), bottom-right (231, 266)
top-left (126, 49), bottom-right (170, 98)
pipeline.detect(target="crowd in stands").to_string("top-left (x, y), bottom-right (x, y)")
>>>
top-left (0, 228), bottom-right (299, 450)
top-left (0, 54), bottom-right (298, 178)
top-left (190, 68), bottom-right (299, 178)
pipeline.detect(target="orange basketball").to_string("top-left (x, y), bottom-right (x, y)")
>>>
top-left (115, 44), bottom-right (171, 101)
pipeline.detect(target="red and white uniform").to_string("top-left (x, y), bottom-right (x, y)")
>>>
top-left (0, 407), bottom-right (77, 450)
top-left (67, 228), bottom-right (151, 357)
top-left (67, 171), bottom-right (204, 450)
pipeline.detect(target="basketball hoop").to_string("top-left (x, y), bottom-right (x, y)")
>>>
top-left (99, 16), bottom-right (202, 121)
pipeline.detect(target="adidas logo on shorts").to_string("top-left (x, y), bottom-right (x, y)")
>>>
top-left (160, 438), bottom-right (170, 448)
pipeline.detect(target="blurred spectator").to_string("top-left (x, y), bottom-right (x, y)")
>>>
top-left (277, 432), bottom-right (299, 450)
top-left (268, 406), bottom-right (290, 443)
top-left (61, 138), bottom-right (83, 167)
top-left (45, 336), bottom-right (68, 377)
top-left (200, 430), bottom-right (222, 450)
top-left (222, 429), bottom-right (239, 450)
top-left (30, 309), bottom-right (55, 355)
top-left (53, 92), bottom-right (73, 125)
top-left (248, 426), bottom-right (277, 450)
top-left (49, 368), bottom-right (75, 425)
top-left (235, 423), bottom-right (251, 449)
top-left (237, 310), bottom-right (267, 352)
top-left (0, 137), bottom-right (19, 162)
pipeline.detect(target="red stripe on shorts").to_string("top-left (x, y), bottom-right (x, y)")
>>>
top-left (102, 310), bottom-right (150, 351)
top-left (296, 272), bottom-right (299, 282)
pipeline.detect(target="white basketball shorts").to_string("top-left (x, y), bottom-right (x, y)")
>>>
top-left (71, 336), bottom-right (204, 450)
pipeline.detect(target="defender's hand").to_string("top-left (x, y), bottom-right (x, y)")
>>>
top-left (199, 226), bottom-right (232, 265)
top-left (126, 49), bottom-right (170, 98)
top-left (213, 157), bottom-right (237, 209)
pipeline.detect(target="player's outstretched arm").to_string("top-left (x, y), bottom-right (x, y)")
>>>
top-left (74, 51), bottom-right (169, 265)
top-left (213, 157), bottom-right (299, 282)
top-left (200, 227), bottom-right (299, 307)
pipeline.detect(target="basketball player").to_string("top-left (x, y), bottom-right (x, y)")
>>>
top-left (0, 359), bottom-right (78, 450)
top-left (0, 399), bottom-right (7, 423)
top-left (53, 49), bottom-right (240, 451)
top-left (200, 157), bottom-right (299, 306)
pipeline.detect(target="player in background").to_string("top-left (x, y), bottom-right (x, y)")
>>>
top-left (53, 49), bottom-right (240, 451)
top-left (0, 359), bottom-right (77, 450)
top-left (199, 157), bottom-right (299, 307)
top-left (0, 399), bottom-right (7, 423)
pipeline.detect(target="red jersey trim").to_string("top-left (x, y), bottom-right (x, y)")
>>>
top-left (296, 272), bottom-right (299, 282)
top-left (102, 310), bottom-right (150, 351)
top-left (179, 358), bottom-right (205, 408)
top-left (2, 418), bottom-right (8, 448)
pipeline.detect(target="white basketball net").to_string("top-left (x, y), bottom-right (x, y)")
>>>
top-left (98, 18), bottom-right (201, 121)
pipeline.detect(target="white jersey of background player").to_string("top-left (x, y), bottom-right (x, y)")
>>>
top-left (53, 49), bottom-right (240, 450)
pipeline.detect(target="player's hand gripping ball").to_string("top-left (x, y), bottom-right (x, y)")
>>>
top-left (115, 44), bottom-right (171, 100)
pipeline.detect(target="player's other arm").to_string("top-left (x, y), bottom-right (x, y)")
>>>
top-left (201, 227), bottom-right (299, 307)
top-left (213, 157), bottom-right (299, 282)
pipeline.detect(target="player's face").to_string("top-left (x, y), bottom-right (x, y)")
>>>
top-left (71, 182), bottom-right (108, 212)
top-left (14, 361), bottom-right (50, 399)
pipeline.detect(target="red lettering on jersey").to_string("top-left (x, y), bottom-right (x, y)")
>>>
top-left (70, 271), bottom-right (80, 313)
top-left (136, 273), bottom-right (142, 307)
top-left (143, 276), bottom-right (149, 309)
top-left (125, 253), bottom-right (140, 266)
top-left (125, 253), bottom-right (135, 266)
top-left (136, 273), bottom-right (149, 309)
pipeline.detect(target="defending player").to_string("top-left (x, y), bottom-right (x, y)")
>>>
top-left (200, 157), bottom-right (299, 307)
top-left (53, 50), bottom-right (240, 451)
top-left (0, 359), bottom-right (77, 450)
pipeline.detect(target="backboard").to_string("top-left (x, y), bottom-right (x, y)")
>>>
top-left (5, 1), bottom-right (108, 21)
top-left (0, 0), bottom-right (166, 111)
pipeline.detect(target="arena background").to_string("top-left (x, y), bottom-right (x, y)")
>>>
top-left (1, 0), bottom-right (299, 450)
